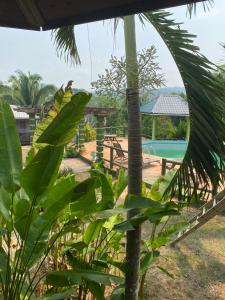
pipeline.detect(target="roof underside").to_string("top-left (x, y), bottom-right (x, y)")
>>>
top-left (0, 0), bottom-right (206, 31)
top-left (140, 95), bottom-right (190, 117)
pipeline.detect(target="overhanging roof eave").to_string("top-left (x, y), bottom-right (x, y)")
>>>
top-left (141, 112), bottom-right (189, 117)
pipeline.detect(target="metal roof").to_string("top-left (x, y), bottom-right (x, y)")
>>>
top-left (10, 105), bottom-right (29, 119)
top-left (140, 95), bottom-right (189, 117)
top-left (0, 0), bottom-right (206, 31)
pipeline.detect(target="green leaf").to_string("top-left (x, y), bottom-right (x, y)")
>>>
top-left (159, 222), bottom-right (188, 239)
top-left (144, 11), bottom-right (225, 199)
top-left (0, 100), bottom-right (22, 192)
top-left (41, 289), bottom-right (75, 300)
top-left (83, 219), bottom-right (105, 245)
top-left (0, 247), bottom-right (8, 284)
top-left (20, 146), bottom-right (64, 199)
top-left (46, 269), bottom-right (123, 287)
top-left (110, 284), bottom-right (125, 300)
top-left (14, 197), bottom-right (30, 239)
top-left (70, 177), bottom-right (97, 217)
top-left (88, 281), bottom-right (105, 300)
top-left (113, 215), bottom-right (148, 231)
top-left (140, 251), bottom-right (160, 274)
top-left (36, 92), bottom-right (91, 146)
top-left (67, 241), bottom-right (87, 251)
top-left (20, 176), bottom-right (78, 267)
top-left (93, 170), bottom-right (114, 210)
top-left (113, 168), bottom-right (128, 200)
top-left (0, 186), bottom-right (12, 230)
top-left (124, 195), bottom-right (162, 209)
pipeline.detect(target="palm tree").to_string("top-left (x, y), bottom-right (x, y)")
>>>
top-left (8, 70), bottom-right (57, 139)
top-left (8, 70), bottom-right (56, 107)
top-left (0, 82), bottom-right (12, 98)
top-left (52, 2), bottom-right (225, 298)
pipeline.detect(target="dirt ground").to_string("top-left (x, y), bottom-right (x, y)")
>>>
top-left (144, 213), bottom-right (225, 300)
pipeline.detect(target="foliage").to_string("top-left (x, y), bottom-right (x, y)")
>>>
top-left (89, 95), bottom-right (128, 129)
top-left (0, 88), bottom-right (91, 299)
top-left (168, 120), bottom-right (187, 140)
top-left (0, 88), bottom-right (189, 299)
top-left (186, 0), bottom-right (214, 18)
top-left (84, 121), bottom-right (96, 142)
top-left (214, 64), bottom-right (225, 88)
top-left (142, 115), bottom-right (187, 140)
top-left (144, 11), bottom-right (225, 198)
top-left (5, 70), bottom-right (57, 108)
top-left (91, 47), bottom-right (165, 101)
top-left (64, 144), bottom-right (79, 158)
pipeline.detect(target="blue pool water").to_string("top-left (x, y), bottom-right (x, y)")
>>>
top-left (142, 140), bottom-right (188, 159)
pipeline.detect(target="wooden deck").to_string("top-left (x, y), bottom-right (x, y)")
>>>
top-left (82, 138), bottom-right (163, 184)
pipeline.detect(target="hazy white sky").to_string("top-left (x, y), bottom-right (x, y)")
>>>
top-left (0, 0), bottom-right (224, 90)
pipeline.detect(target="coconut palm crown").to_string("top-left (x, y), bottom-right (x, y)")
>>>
top-left (7, 70), bottom-right (57, 108)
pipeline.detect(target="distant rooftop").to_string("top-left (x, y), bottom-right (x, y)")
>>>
top-left (140, 95), bottom-right (189, 117)
top-left (10, 105), bottom-right (29, 120)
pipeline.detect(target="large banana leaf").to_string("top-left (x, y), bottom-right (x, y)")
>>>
top-left (36, 91), bottom-right (91, 147)
top-left (20, 145), bottom-right (64, 199)
top-left (143, 11), bottom-right (225, 199)
top-left (19, 176), bottom-right (78, 268)
top-left (21, 91), bottom-right (91, 198)
top-left (0, 100), bottom-right (22, 192)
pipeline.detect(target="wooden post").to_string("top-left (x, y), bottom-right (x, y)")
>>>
top-left (96, 115), bottom-right (105, 162)
top-left (152, 117), bottom-right (156, 140)
top-left (110, 146), bottom-right (114, 169)
top-left (161, 158), bottom-right (166, 175)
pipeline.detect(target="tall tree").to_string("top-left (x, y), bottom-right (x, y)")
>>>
top-left (8, 70), bottom-right (56, 107)
top-left (7, 70), bottom-right (57, 140)
top-left (52, 2), bottom-right (225, 298)
top-left (91, 46), bottom-right (164, 101)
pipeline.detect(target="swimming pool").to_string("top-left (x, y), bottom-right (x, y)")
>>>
top-left (142, 140), bottom-right (188, 159)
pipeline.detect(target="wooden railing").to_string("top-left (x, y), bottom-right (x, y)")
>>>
top-left (103, 143), bottom-right (128, 169)
top-left (161, 158), bottom-right (182, 175)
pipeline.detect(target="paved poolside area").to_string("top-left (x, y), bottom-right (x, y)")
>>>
top-left (82, 138), bottom-right (163, 184)
top-left (22, 138), bottom-right (165, 184)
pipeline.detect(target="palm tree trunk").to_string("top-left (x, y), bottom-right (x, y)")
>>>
top-left (124, 15), bottom-right (142, 300)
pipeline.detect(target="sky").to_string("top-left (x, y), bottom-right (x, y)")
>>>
top-left (0, 0), bottom-right (224, 90)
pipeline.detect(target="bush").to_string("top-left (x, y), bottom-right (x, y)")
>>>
top-left (64, 144), bottom-right (79, 158)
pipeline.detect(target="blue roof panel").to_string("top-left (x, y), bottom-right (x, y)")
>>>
top-left (140, 95), bottom-right (189, 117)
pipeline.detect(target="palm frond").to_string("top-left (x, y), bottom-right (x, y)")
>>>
top-left (186, 0), bottom-right (214, 18)
top-left (36, 84), bottom-right (57, 106)
top-left (142, 10), bottom-right (225, 200)
top-left (52, 26), bottom-right (81, 65)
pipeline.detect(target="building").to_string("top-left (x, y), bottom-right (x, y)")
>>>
top-left (10, 105), bottom-right (30, 145)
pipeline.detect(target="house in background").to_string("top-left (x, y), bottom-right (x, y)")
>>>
top-left (140, 94), bottom-right (190, 140)
top-left (10, 105), bottom-right (30, 145)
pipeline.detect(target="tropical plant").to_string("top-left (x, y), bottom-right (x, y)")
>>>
top-left (2, 87), bottom-right (178, 299)
top-left (0, 82), bottom-right (12, 98)
top-left (84, 122), bottom-right (96, 142)
top-left (7, 70), bottom-right (57, 108)
top-left (5, 70), bottom-right (57, 140)
top-left (52, 2), bottom-right (225, 298)
top-left (0, 88), bottom-right (92, 299)
top-left (64, 144), bottom-right (79, 158)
